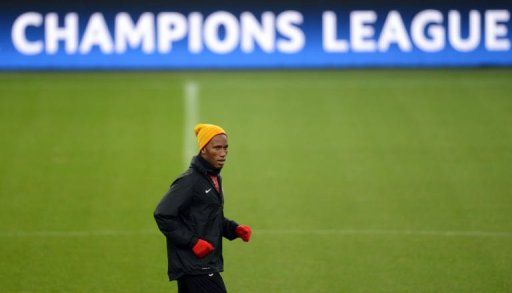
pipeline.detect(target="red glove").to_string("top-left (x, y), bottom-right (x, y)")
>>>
top-left (192, 239), bottom-right (214, 258)
top-left (235, 225), bottom-right (252, 242)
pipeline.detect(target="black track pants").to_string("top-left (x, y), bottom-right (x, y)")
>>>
top-left (177, 273), bottom-right (227, 293)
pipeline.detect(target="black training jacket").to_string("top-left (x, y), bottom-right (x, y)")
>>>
top-left (154, 155), bottom-right (239, 281)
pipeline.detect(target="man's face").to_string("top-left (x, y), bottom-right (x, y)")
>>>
top-left (200, 134), bottom-right (228, 169)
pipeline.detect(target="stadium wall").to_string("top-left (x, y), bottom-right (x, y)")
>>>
top-left (0, 0), bottom-right (510, 69)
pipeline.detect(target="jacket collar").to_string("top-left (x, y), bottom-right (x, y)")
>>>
top-left (190, 155), bottom-right (221, 176)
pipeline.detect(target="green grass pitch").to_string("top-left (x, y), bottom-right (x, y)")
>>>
top-left (1, 70), bottom-right (511, 292)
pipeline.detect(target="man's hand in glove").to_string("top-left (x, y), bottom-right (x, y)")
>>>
top-left (235, 225), bottom-right (252, 242)
top-left (192, 239), bottom-right (214, 258)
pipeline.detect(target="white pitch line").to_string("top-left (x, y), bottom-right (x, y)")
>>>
top-left (255, 229), bottom-right (512, 238)
top-left (0, 230), bottom-right (157, 237)
top-left (183, 81), bottom-right (199, 169)
top-left (1, 229), bottom-right (511, 238)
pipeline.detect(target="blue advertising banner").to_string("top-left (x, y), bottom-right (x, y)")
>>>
top-left (0, 0), bottom-right (510, 69)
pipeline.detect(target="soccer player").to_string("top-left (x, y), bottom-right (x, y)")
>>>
top-left (154, 123), bottom-right (252, 293)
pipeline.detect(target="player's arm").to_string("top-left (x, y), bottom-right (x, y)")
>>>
top-left (222, 217), bottom-right (239, 240)
top-left (223, 217), bottom-right (252, 242)
top-left (154, 178), bottom-right (198, 248)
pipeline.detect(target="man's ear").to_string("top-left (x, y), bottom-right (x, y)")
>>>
top-left (200, 148), bottom-right (206, 154)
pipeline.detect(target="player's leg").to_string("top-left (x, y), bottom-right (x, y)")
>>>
top-left (177, 273), bottom-right (227, 293)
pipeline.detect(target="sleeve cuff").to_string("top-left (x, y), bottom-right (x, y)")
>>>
top-left (188, 236), bottom-right (199, 248)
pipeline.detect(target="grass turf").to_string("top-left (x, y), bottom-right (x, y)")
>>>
top-left (0, 70), bottom-right (511, 292)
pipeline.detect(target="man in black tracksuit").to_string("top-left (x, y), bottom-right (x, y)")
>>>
top-left (154, 123), bottom-right (251, 293)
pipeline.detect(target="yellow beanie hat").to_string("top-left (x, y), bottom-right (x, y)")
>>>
top-left (194, 123), bottom-right (227, 150)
